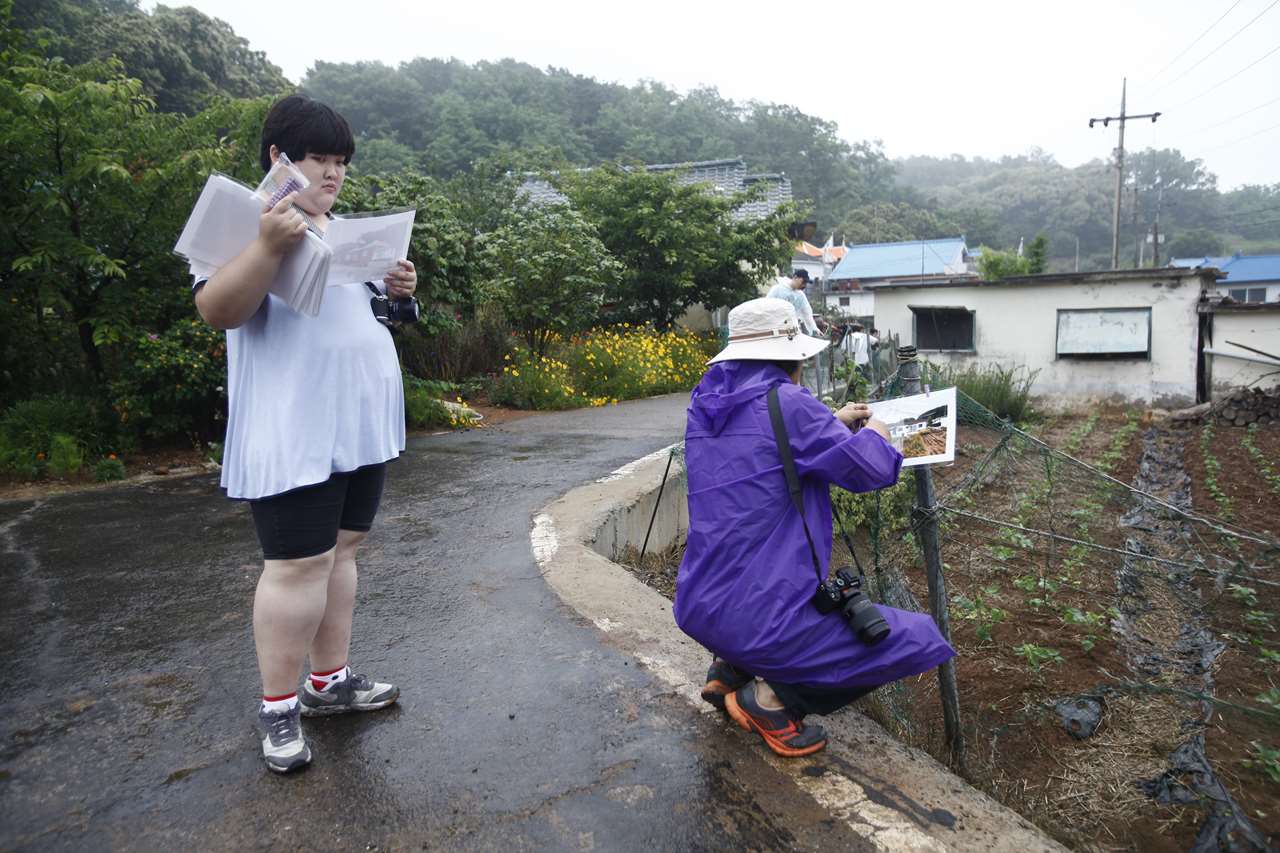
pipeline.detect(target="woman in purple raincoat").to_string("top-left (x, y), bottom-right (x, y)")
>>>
top-left (674, 298), bottom-right (955, 757)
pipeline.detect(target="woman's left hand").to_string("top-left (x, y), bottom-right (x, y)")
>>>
top-left (835, 402), bottom-right (872, 428)
top-left (384, 259), bottom-right (417, 299)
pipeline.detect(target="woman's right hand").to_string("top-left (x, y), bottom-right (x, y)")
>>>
top-left (258, 192), bottom-right (309, 256)
top-left (864, 417), bottom-right (891, 442)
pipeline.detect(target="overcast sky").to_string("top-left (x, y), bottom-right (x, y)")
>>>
top-left (147, 0), bottom-right (1280, 190)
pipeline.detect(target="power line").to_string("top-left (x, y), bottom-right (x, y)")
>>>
top-left (1154, 0), bottom-right (1280, 94)
top-left (1173, 93), bottom-right (1280, 137)
top-left (1200, 118), bottom-right (1280, 152)
top-left (1172, 41), bottom-right (1280, 108)
top-left (1145, 0), bottom-right (1247, 85)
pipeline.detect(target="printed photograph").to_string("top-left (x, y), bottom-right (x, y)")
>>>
top-left (867, 388), bottom-right (958, 467)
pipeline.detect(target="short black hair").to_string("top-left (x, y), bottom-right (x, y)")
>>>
top-left (791, 269), bottom-right (810, 282)
top-left (769, 360), bottom-right (800, 376)
top-left (259, 94), bottom-right (356, 172)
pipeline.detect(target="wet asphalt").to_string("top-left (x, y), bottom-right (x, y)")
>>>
top-left (0, 394), bottom-right (870, 852)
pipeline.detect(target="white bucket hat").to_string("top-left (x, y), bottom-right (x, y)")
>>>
top-left (708, 297), bottom-right (831, 364)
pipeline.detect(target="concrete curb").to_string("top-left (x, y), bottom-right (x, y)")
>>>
top-left (533, 447), bottom-right (1067, 853)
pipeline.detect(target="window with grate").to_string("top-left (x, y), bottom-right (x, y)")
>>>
top-left (911, 306), bottom-right (974, 351)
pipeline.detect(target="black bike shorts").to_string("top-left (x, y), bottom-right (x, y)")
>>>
top-left (249, 463), bottom-right (388, 560)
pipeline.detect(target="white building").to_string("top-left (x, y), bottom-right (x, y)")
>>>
top-left (867, 267), bottom-right (1223, 409)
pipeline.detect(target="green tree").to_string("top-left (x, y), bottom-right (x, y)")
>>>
top-left (1025, 233), bottom-right (1049, 274)
top-left (481, 204), bottom-right (621, 355)
top-left (977, 247), bottom-right (1032, 281)
top-left (0, 18), bottom-right (265, 401)
top-left (835, 201), bottom-right (960, 245)
top-left (14, 0), bottom-right (289, 114)
top-left (1166, 228), bottom-right (1228, 259)
top-left (558, 165), bottom-right (794, 328)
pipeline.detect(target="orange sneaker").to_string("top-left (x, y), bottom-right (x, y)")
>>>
top-left (700, 658), bottom-right (751, 712)
top-left (724, 681), bottom-right (828, 758)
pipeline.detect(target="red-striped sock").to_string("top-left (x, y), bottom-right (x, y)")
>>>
top-left (310, 665), bottom-right (350, 693)
top-left (262, 692), bottom-right (298, 713)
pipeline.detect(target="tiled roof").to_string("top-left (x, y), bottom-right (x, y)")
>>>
top-left (516, 158), bottom-right (791, 222)
top-left (830, 237), bottom-right (970, 281)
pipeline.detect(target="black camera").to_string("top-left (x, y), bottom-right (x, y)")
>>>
top-left (369, 292), bottom-right (421, 328)
top-left (813, 568), bottom-right (890, 645)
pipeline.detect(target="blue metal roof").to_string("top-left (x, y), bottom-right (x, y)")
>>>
top-left (1218, 254), bottom-right (1280, 284)
top-left (829, 237), bottom-right (969, 280)
top-left (1172, 253), bottom-right (1280, 283)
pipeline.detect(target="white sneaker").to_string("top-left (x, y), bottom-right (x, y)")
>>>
top-left (300, 674), bottom-right (400, 716)
top-left (256, 705), bottom-right (311, 773)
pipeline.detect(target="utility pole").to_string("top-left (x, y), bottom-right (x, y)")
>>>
top-left (1090, 78), bottom-right (1160, 270)
top-left (1152, 178), bottom-right (1164, 267)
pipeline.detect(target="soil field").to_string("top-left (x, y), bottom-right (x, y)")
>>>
top-left (622, 411), bottom-right (1280, 851)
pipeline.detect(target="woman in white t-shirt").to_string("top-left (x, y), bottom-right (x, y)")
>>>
top-left (194, 95), bottom-right (416, 774)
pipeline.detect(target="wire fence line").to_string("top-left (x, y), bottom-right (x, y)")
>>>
top-left (831, 374), bottom-right (1280, 817)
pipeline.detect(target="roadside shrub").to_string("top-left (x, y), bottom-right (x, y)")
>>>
top-left (94, 455), bottom-right (126, 482)
top-left (926, 362), bottom-right (1039, 423)
top-left (567, 325), bottom-right (715, 401)
top-left (0, 395), bottom-right (112, 472)
top-left (396, 306), bottom-right (511, 383)
top-left (110, 320), bottom-right (227, 442)
top-left (490, 325), bottom-right (717, 411)
top-left (403, 375), bottom-right (457, 429)
top-left (47, 433), bottom-right (84, 477)
top-left (490, 351), bottom-right (588, 410)
top-left (204, 441), bottom-right (224, 466)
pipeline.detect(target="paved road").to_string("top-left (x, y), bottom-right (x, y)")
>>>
top-left (0, 395), bottom-right (872, 852)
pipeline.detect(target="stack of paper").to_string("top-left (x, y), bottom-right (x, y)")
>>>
top-left (175, 174), bottom-right (331, 315)
top-left (174, 174), bottom-right (416, 317)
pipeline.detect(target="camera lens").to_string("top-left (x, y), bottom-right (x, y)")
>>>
top-left (843, 595), bottom-right (890, 645)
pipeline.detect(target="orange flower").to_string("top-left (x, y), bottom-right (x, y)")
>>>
top-left (108, 453), bottom-right (117, 460)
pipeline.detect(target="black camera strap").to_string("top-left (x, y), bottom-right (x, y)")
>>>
top-left (767, 386), bottom-right (868, 585)
top-left (767, 386), bottom-right (825, 587)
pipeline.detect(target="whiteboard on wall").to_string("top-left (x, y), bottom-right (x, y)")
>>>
top-left (1056, 308), bottom-right (1151, 356)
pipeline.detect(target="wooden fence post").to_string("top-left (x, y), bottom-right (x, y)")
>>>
top-left (897, 345), bottom-right (965, 769)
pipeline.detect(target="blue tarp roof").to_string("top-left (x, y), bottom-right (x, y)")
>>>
top-left (1172, 253), bottom-right (1280, 283)
top-left (829, 237), bottom-right (968, 280)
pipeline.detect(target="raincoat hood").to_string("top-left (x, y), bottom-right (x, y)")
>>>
top-left (689, 361), bottom-right (790, 435)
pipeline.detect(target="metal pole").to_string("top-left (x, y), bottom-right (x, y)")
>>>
top-left (898, 345), bottom-right (965, 768)
top-left (639, 449), bottom-right (676, 562)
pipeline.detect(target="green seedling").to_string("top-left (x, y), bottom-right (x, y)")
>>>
top-left (1015, 643), bottom-right (1064, 671)
top-left (1229, 584), bottom-right (1260, 608)
top-left (1243, 741), bottom-right (1280, 785)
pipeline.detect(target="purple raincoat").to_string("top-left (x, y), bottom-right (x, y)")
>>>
top-left (673, 361), bottom-right (956, 689)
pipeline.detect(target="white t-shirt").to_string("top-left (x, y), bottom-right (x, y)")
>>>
top-left (205, 281), bottom-right (405, 499)
top-left (842, 331), bottom-right (875, 366)
top-left (765, 282), bottom-right (819, 335)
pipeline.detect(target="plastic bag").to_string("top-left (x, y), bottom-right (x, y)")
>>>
top-left (254, 152), bottom-right (310, 208)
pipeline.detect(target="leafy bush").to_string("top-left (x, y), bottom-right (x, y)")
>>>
top-left (403, 375), bottom-right (459, 429)
top-left (926, 362), bottom-right (1039, 423)
top-left (94, 455), bottom-right (126, 482)
top-left (47, 433), bottom-right (85, 477)
top-left (396, 306), bottom-right (511, 384)
top-left (110, 320), bottom-right (227, 442)
top-left (489, 352), bottom-right (587, 411)
top-left (0, 395), bottom-right (113, 473)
